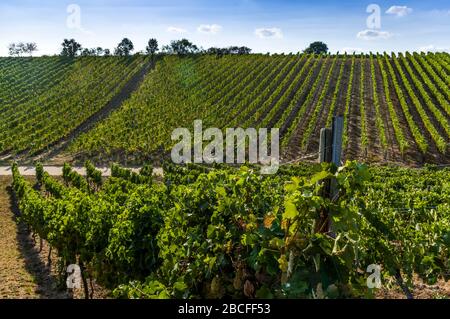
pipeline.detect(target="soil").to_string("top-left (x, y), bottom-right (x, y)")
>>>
top-left (0, 176), bottom-right (109, 299)
top-left (282, 58), bottom-right (329, 160)
top-left (304, 58), bottom-right (343, 155)
top-left (25, 60), bottom-right (155, 165)
top-left (363, 59), bottom-right (383, 161)
top-left (376, 275), bottom-right (450, 299)
top-left (373, 59), bottom-right (402, 163)
top-left (344, 58), bottom-right (362, 162)
top-left (0, 176), bottom-right (67, 298)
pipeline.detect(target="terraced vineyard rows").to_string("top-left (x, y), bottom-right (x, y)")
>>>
top-left (0, 53), bottom-right (449, 165)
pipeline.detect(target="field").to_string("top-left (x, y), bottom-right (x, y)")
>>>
top-left (6, 162), bottom-right (450, 299)
top-left (0, 52), bottom-right (449, 165)
top-left (0, 56), bottom-right (148, 158)
top-left (1, 52), bottom-right (450, 299)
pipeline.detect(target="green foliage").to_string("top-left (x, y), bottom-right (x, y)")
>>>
top-left (11, 162), bottom-right (450, 299)
top-left (0, 56), bottom-right (147, 154)
top-left (304, 42), bottom-right (329, 55)
top-left (63, 163), bottom-right (89, 193)
top-left (85, 160), bottom-right (103, 188)
top-left (1, 53), bottom-right (449, 161)
top-left (115, 38), bottom-right (134, 56)
top-left (61, 39), bottom-right (82, 57)
top-left (146, 39), bottom-right (159, 56)
top-left (111, 164), bottom-right (153, 185)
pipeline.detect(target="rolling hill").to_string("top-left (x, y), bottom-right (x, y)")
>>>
top-left (1, 52), bottom-right (449, 165)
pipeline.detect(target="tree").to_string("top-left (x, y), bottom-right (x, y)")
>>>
top-left (24, 42), bottom-right (38, 57)
top-left (115, 38), bottom-right (134, 56)
top-left (146, 38), bottom-right (158, 56)
top-left (206, 47), bottom-right (224, 58)
top-left (79, 47), bottom-right (109, 56)
top-left (169, 39), bottom-right (199, 56)
top-left (81, 48), bottom-right (97, 56)
top-left (8, 43), bottom-right (21, 57)
top-left (237, 46), bottom-right (252, 55)
top-left (16, 43), bottom-right (26, 56)
top-left (61, 39), bottom-right (82, 57)
top-left (304, 41), bottom-right (328, 55)
top-left (8, 42), bottom-right (38, 57)
top-left (206, 46), bottom-right (251, 58)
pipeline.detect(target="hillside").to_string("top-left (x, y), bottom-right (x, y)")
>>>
top-left (1, 53), bottom-right (449, 165)
top-left (0, 56), bottom-right (148, 157)
top-left (1, 52), bottom-right (450, 300)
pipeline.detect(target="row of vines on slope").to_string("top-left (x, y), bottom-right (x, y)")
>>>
top-left (1, 53), bottom-right (448, 164)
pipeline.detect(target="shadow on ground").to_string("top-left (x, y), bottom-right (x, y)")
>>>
top-left (7, 185), bottom-right (69, 299)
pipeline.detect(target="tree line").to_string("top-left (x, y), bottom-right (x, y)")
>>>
top-left (8, 42), bottom-right (38, 57)
top-left (59, 38), bottom-right (253, 58)
top-left (8, 38), bottom-right (329, 58)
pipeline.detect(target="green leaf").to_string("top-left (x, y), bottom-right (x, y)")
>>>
top-left (173, 280), bottom-right (187, 292)
top-left (310, 171), bottom-right (332, 185)
top-left (256, 286), bottom-right (274, 299)
top-left (283, 201), bottom-right (298, 220)
top-left (216, 186), bottom-right (226, 197)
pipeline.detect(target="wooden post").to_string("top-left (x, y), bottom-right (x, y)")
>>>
top-left (317, 128), bottom-right (332, 233)
top-left (317, 116), bottom-right (343, 234)
top-left (330, 116), bottom-right (344, 201)
top-left (319, 128), bottom-right (332, 163)
top-left (331, 116), bottom-right (344, 167)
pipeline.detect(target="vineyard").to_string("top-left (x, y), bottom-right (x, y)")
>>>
top-left (67, 52), bottom-right (449, 165)
top-left (9, 161), bottom-right (450, 298)
top-left (0, 56), bottom-right (147, 156)
top-left (0, 52), bottom-right (448, 165)
top-left (1, 51), bottom-right (450, 299)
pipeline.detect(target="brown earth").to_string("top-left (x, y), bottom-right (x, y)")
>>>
top-left (0, 176), bottom-right (109, 299)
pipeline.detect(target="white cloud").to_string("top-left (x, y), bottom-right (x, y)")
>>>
top-left (386, 6), bottom-right (413, 17)
top-left (197, 24), bottom-right (222, 34)
top-left (341, 47), bottom-right (364, 54)
top-left (167, 26), bottom-right (188, 34)
top-left (357, 29), bottom-right (392, 40)
top-left (419, 45), bottom-right (449, 53)
top-left (255, 28), bottom-right (283, 39)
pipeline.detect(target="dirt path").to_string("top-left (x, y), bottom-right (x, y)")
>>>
top-left (0, 176), bottom-right (68, 299)
top-left (16, 60), bottom-right (155, 164)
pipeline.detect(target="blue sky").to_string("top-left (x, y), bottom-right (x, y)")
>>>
top-left (0, 0), bottom-right (449, 56)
